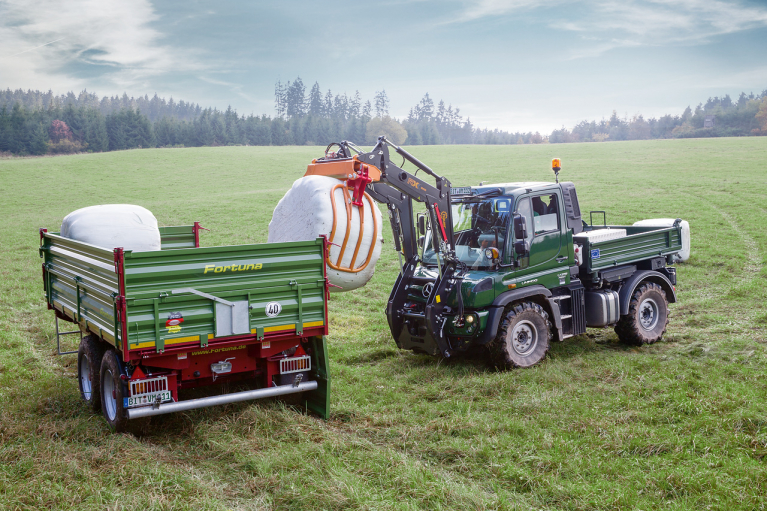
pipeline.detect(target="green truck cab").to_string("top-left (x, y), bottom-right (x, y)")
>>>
top-left (394, 180), bottom-right (683, 368)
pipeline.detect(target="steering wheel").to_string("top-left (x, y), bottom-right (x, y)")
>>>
top-left (324, 142), bottom-right (349, 159)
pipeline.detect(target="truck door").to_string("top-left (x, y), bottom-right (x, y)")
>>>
top-left (512, 192), bottom-right (569, 278)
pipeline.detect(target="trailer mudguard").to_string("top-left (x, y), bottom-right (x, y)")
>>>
top-left (304, 335), bottom-right (330, 419)
top-left (617, 270), bottom-right (677, 316)
top-left (479, 285), bottom-right (564, 344)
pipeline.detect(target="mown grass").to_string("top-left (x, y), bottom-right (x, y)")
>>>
top-left (1, 138), bottom-right (766, 510)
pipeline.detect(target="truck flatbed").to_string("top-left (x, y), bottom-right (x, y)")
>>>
top-left (576, 223), bottom-right (683, 282)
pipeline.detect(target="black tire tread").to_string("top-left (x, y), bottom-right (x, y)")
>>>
top-left (100, 350), bottom-right (130, 433)
top-left (77, 333), bottom-right (105, 412)
top-left (615, 282), bottom-right (669, 346)
top-left (490, 301), bottom-right (552, 369)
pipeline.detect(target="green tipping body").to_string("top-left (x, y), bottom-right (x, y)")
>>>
top-left (40, 226), bottom-right (328, 353)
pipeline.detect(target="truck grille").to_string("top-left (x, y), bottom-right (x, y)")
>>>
top-left (280, 355), bottom-right (311, 374)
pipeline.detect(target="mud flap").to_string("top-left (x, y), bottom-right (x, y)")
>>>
top-left (304, 335), bottom-right (330, 419)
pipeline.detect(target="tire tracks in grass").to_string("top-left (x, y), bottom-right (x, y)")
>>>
top-left (681, 192), bottom-right (766, 344)
top-left (680, 191), bottom-right (763, 293)
top-left (712, 207), bottom-right (762, 285)
top-left (321, 420), bottom-right (537, 510)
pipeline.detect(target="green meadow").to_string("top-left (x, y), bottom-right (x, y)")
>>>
top-left (1, 138), bottom-right (766, 510)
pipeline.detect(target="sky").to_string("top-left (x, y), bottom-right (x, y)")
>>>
top-left (1, 0), bottom-right (767, 133)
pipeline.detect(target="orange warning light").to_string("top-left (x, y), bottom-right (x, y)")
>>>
top-left (552, 158), bottom-right (561, 171)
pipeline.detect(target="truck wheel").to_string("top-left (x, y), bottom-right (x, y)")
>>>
top-left (615, 282), bottom-right (669, 346)
top-left (100, 350), bottom-right (129, 432)
top-left (77, 334), bottom-right (104, 411)
top-left (491, 302), bottom-right (551, 369)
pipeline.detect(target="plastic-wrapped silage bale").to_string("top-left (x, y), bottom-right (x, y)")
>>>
top-left (61, 204), bottom-right (162, 252)
top-left (633, 218), bottom-right (691, 262)
top-left (268, 175), bottom-right (383, 292)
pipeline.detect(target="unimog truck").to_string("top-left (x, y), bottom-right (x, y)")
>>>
top-left (309, 138), bottom-right (684, 368)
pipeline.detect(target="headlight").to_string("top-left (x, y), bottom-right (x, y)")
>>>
top-left (485, 247), bottom-right (499, 260)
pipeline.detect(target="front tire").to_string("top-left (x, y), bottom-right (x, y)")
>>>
top-left (491, 302), bottom-right (551, 369)
top-left (77, 334), bottom-right (104, 411)
top-left (100, 350), bottom-right (129, 432)
top-left (615, 282), bottom-right (669, 346)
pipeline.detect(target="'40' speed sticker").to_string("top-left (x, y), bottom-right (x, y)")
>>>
top-left (265, 302), bottom-right (282, 318)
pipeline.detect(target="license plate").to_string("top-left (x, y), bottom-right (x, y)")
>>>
top-left (127, 391), bottom-right (171, 408)
top-left (450, 187), bottom-right (472, 195)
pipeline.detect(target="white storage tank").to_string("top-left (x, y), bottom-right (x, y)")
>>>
top-left (633, 218), bottom-right (691, 262)
top-left (268, 175), bottom-right (383, 292)
top-left (573, 228), bottom-right (627, 243)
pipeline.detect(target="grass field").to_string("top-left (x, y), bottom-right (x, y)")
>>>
top-left (1, 138), bottom-right (766, 510)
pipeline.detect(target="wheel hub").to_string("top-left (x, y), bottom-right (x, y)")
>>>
top-left (80, 356), bottom-right (92, 399)
top-left (511, 320), bottom-right (538, 356)
top-left (103, 368), bottom-right (117, 421)
top-left (638, 298), bottom-right (659, 330)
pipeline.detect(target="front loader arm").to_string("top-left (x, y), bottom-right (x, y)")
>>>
top-left (360, 138), bottom-right (464, 358)
top-left (358, 137), bottom-right (454, 261)
top-left (306, 137), bottom-right (464, 357)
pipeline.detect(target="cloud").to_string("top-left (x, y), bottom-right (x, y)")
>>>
top-left (450, 0), bottom-right (767, 56)
top-left (0, 0), bottom-right (202, 93)
top-left (442, 0), bottom-right (563, 23)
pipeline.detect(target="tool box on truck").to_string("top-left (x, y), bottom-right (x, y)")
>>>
top-left (39, 223), bottom-right (331, 431)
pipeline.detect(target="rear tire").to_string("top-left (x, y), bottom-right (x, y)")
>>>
top-left (77, 334), bottom-right (104, 411)
top-left (100, 350), bottom-right (129, 432)
top-left (615, 282), bottom-right (669, 346)
top-left (491, 302), bottom-right (551, 369)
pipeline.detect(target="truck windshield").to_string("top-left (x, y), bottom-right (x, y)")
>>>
top-left (423, 198), bottom-right (511, 270)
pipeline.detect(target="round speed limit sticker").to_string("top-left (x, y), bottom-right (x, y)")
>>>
top-left (265, 302), bottom-right (282, 318)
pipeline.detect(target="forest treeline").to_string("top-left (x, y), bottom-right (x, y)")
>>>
top-left (0, 88), bottom-right (202, 122)
top-left (551, 90), bottom-right (767, 143)
top-left (1, 80), bottom-right (766, 156)
top-left (0, 79), bottom-right (524, 156)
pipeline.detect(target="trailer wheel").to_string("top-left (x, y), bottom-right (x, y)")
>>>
top-left (100, 350), bottom-right (129, 432)
top-left (615, 282), bottom-right (669, 346)
top-left (491, 302), bottom-right (551, 369)
top-left (77, 334), bottom-right (104, 411)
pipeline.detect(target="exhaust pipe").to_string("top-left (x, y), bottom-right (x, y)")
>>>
top-left (126, 381), bottom-right (318, 419)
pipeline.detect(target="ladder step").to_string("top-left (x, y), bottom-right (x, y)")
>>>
top-left (552, 295), bottom-right (571, 301)
top-left (562, 334), bottom-right (574, 339)
top-left (560, 314), bottom-right (572, 319)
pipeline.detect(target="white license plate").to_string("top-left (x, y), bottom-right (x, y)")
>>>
top-left (127, 391), bottom-right (171, 408)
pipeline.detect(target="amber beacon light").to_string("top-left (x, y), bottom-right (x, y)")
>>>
top-left (551, 158), bottom-right (562, 183)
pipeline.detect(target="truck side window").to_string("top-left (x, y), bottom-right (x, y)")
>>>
top-left (515, 197), bottom-right (534, 245)
top-left (531, 194), bottom-right (559, 235)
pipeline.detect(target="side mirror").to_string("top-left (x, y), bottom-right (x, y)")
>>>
top-left (417, 236), bottom-right (425, 249)
top-left (514, 240), bottom-right (530, 257)
top-left (513, 214), bottom-right (527, 240)
top-left (417, 214), bottom-right (426, 236)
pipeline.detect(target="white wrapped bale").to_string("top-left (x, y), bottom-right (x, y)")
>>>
top-left (633, 218), bottom-right (691, 262)
top-left (61, 204), bottom-right (162, 252)
top-left (268, 175), bottom-right (383, 292)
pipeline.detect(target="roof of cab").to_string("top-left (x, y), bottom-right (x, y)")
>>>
top-left (472, 182), bottom-right (559, 195)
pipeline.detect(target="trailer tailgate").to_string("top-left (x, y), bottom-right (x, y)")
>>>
top-left (120, 237), bottom-right (328, 354)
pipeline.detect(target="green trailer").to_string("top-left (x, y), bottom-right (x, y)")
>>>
top-left (39, 223), bottom-right (330, 431)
